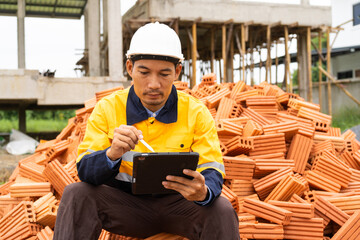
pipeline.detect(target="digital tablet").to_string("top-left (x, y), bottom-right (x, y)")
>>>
top-left (132, 152), bottom-right (199, 195)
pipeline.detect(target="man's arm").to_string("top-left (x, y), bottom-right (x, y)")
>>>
top-left (76, 100), bottom-right (142, 185)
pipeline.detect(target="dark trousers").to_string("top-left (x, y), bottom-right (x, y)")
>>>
top-left (53, 182), bottom-right (240, 240)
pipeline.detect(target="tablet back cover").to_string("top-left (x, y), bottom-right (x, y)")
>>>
top-left (132, 152), bottom-right (199, 195)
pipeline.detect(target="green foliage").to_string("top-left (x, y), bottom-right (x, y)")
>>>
top-left (332, 107), bottom-right (360, 132)
top-left (0, 109), bottom-right (75, 132)
top-left (291, 62), bottom-right (327, 86)
top-left (311, 33), bottom-right (328, 51)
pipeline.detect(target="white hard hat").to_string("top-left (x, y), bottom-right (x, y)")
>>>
top-left (126, 22), bottom-right (184, 62)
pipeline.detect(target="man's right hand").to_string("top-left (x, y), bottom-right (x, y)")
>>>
top-left (106, 125), bottom-right (143, 161)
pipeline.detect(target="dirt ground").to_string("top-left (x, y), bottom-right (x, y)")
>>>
top-left (0, 147), bottom-right (30, 183)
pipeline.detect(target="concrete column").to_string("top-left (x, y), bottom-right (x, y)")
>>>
top-left (87, 0), bottom-right (101, 76)
top-left (18, 104), bottom-right (26, 133)
top-left (17, 0), bottom-right (25, 69)
top-left (107, 0), bottom-right (123, 79)
top-left (301, 0), bottom-right (310, 6)
top-left (297, 33), bottom-right (309, 100)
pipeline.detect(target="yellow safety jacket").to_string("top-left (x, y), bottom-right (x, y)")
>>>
top-left (76, 85), bottom-right (225, 201)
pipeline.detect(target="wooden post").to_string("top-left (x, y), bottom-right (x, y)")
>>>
top-left (326, 27), bottom-right (332, 115)
top-left (191, 22), bottom-right (197, 88)
top-left (250, 35), bottom-right (254, 86)
top-left (259, 48), bottom-right (262, 84)
top-left (241, 24), bottom-right (246, 82)
top-left (307, 27), bottom-right (313, 102)
top-left (187, 34), bottom-right (191, 83)
top-left (266, 25), bottom-right (271, 83)
top-left (318, 30), bottom-right (323, 110)
top-left (284, 26), bottom-right (291, 92)
top-left (222, 24), bottom-right (227, 83)
top-left (210, 28), bottom-right (215, 73)
top-left (275, 40), bottom-right (279, 86)
top-left (319, 66), bottom-right (360, 106)
top-left (230, 33), bottom-right (234, 82)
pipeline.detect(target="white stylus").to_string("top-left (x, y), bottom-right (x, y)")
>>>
top-left (139, 139), bottom-right (155, 152)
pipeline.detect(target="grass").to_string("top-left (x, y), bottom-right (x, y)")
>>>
top-left (0, 119), bottom-right (69, 133)
top-left (331, 107), bottom-right (360, 132)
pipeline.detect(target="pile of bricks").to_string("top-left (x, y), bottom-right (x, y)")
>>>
top-left (0, 73), bottom-right (360, 239)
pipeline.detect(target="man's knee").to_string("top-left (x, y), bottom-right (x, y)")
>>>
top-left (210, 196), bottom-right (237, 216)
top-left (62, 182), bottom-right (95, 200)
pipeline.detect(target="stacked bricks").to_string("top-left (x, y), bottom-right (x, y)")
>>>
top-left (1, 76), bottom-right (360, 239)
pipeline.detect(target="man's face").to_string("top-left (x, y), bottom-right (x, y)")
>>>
top-left (126, 59), bottom-right (182, 112)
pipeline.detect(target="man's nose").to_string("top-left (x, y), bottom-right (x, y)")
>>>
top-left (147, 74), bottom-right (161, 89)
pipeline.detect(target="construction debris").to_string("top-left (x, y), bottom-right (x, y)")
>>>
top-left (1, 75), bottom-right (360, 239)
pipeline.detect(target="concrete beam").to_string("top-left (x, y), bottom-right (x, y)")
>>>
top-left (146, 0), bottom-right (331, 26)
top-left (0, 70), bottom-right (130, 106)
top-left (17, 0), bottom-right (25, 69)
top-left (87, 0), bottom-right (101, 76)
top-left (107, 0), bottom-right (124, 79)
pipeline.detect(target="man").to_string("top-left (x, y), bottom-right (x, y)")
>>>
top-left (53, 22), bottom-right (240, 240)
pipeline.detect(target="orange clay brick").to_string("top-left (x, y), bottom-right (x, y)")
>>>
top-left (216, 119), bottom-right (243, 136)
top-left (235, 89), bottom-right (265, 103)
top-left (341, 151), bottom-right (360, 170)
top-left (263, 120), bottom-right (299, 141)
top-left (241, 107), bottom-right (272, 127)
top-left (341, 129), bottom-right (357, 141)
top-left (313, 134), bottom-right (345, 152)
top-left (276, 112), bottom-right (315, 138)
top-left (239, 223), bottom-right (284, 239)
top-left (243, 119), bottom-right (263, 137)
top-left (18, 161), bottom-right (46, 182)
top-left (95, 86), bottom-right (124, 102)
top-left (37, 226), bottom-right (54, 240)
top-left (283, 217), bottom-right (323, 240)
top-left (230, 81), bottom-right (246, 99)
top-left (304, 170), bottom-right (341, 193)
top-left (0, 201), bottom-right (36, 237)
top-left (265, 173), bottom-right (307, 202)
top-left (288, 98), bottom-right (320, 112)
top-left (222, 156), bottom-right (255, 181)
top-left (286, 134), bottom-right (313, 174)
top-left (314, 195), bottom-right (350, 226)
top-left (331, 210), bottom-right (360, 240)
top-left (253, 167), bottom-right (293, 201)
top-left (200, 72), bottom-right (216, 86)
top-left (221, 185), bottom-right (239, 212)
top-left (328, 127), bottom-right (341, 137)
top-left (268, 200), bottom-right (314, 219)
top-left (144, 232), bottom-right (188, 240)
top-left (249, 133), bottom-right (286, 157)
top-left (204, 87), bottom-right (231, 108)
top-left (0, 222), bottom-right (42, 240)
top-left (311, 155), bottom-right (351, 188)
top-left (215, 97), bottom-right (236, 120)
top-left (327, 195), bottom-right (360, 215)
top-left (225, 136), bottom-right (254, 156)
top-left (253, 159), bottom-right (295, 178)
top-left (56, 120), bottom-right (76, 141)
top-left (238, 194), bottom-right (260, 213)
top-left (224, 179), bottom-right (255, 197)
top-left (297, 107), bottom-right (331, 132)
top-left (42, 159), bottom-right (76, 196)
top-left (9, 182), bottom-right (52, 198)
top-left (243, 198), bottom-right (293, 225)
top-left (173, 81), bottom-right (188, 90)
top-left (238, 212), bottom-right (256, 223)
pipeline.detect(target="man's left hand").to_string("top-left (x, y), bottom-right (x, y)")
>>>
top-left (162, 169), bottom-right (208, 202)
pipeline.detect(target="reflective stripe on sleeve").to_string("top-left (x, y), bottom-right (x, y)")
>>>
top-left (115, 172), bottom-right (133, 182)
top-left (197, 162), bottom-right (225, 172)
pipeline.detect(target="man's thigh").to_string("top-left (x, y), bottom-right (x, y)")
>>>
top-left (71, 183), bottom-right (161, 237)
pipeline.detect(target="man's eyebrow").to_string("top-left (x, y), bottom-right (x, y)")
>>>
top-left (160, 68), bottom-right (172, 72)
top-left (138, 65), bottom-right (150, 70)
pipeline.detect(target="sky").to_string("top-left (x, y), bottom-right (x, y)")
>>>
top-left (0, 0), bottom-right (358, 82)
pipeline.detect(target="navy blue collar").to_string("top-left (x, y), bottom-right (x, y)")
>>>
top-left (126, 85), bottom-right (178, 125)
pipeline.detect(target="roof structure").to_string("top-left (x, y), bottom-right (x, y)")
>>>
top-left (0, 0), bottom-right (86, 19)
